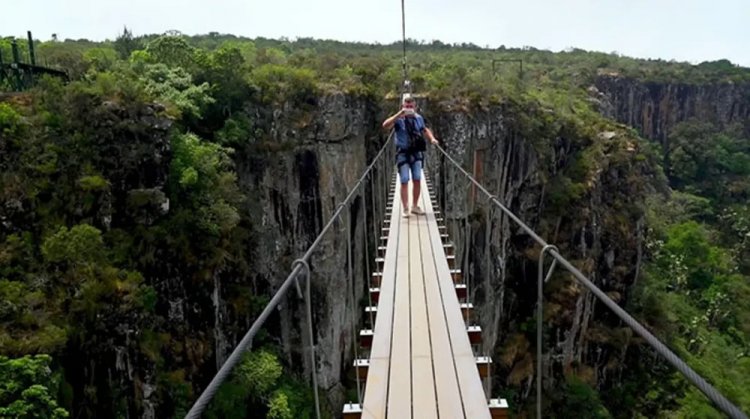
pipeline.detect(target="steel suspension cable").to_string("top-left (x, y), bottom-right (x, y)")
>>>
top-left (400, 0), bottom-right (408, 88)
top-left (347, 206), bottom-right (363, 403)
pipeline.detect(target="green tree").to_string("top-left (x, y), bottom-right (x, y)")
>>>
top-left (113, 26), bottom-right (142, 60)
top-left (169, 132), bottom-right (241, 237)
top-left (145, 36), bottom-right (203, 73)
top-left (0, 278), bottom-right (67, 354)
top-left (267, 392), bottom-right (293, 419)
top-left (0, 355), bottom-right (69, 419)
top-left (0, 103), bottom-right (23, 138)
top-left (661, 221), bottom-right (726, 291)
top-left (198, 47), bottom-right (250, 117)
top-left (139, 64), bottom-right (214, 118)
top-left (82, 47), bottom-right (117, 73)
top-left (557, 376), bottom-right (612, 419)
top-left (249, 64), bottom-right (318, 104)
top-left (34, 40), bottom-right (91, 79)
top-left (215, 114), bottom-right (255, 147)
top-left (206, 350), bottom-right (281, 419)
top-left (41, 224), bottom-right (105, 266)
top-left (669, 121), bottom-right (750, 201)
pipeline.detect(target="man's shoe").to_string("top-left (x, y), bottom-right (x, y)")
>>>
top-left (411, 206), bottom-right (425, 215)
top-left (402, 209), bottom-right (410, 218)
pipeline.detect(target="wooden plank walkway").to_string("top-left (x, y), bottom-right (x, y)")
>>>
top-left (361, 171), bottom-right (491, 419)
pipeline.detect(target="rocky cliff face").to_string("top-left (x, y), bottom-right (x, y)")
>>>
top-left (591, 74), bottom-right (750, 143)
top-left (422, 98), bottom-right (658, 402)
top-left (217, 93), bottom-right (385, 410)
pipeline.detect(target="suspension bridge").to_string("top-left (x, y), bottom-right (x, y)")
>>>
top-left (181, 0), bottom-right (747, 416)
top-left (346, 172), bottom-right (499, 418)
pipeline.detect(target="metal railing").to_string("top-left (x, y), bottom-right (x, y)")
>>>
top-left (185, 133), bottom-right (395, 418)
top-left (432, 144), bottom-right (747, 419)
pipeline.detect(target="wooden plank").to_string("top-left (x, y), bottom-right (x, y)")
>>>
top-left (364, 171), bottom-right (491, 418)
top-left (489, 399), bottom-right (510, 419)
top-left (343, 403), bottom-right (362, 419)
top-left (417, 190), bottom-right (466, 418)
top-left (362, 174), bottom-right (401, 419)
top-left (409, 203), bottom-right (438, 418)
top-left (420, 180), bottom-right (492, 419)
top-left (386, 181), bottom-right (413, 418)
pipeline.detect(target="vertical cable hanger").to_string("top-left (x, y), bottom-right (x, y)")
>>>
top-left (401, 0), bottom-right (412, 96)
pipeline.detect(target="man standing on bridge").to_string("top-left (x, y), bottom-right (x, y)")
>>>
top-left (382, 95), bottom-right (439, 218)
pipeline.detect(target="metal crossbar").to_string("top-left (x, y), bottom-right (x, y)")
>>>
top-left (433, 144), bottom-right (748, 419)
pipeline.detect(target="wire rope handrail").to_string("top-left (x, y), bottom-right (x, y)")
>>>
top-left (432, 143), bottom-right (748, 419)
top-left (185, 133), bottom-right (395, 418)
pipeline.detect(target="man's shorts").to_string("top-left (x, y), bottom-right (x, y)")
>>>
top-left (397, 152), bottom-right (423, 184)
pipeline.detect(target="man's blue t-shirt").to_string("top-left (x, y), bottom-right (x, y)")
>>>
top-left (394, 114), bottom-right (426, 151)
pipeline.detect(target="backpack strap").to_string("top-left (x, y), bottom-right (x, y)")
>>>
top-left (395, 149), bottom-right (423, 167)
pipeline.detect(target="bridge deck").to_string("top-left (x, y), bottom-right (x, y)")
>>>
top-left (362, 172), bottom-right (491, 419)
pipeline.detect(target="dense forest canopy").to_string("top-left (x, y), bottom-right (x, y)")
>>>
top-left (1, 28), bottom-right (749, 418)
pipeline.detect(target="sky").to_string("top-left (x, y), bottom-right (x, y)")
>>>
top-left (2, 0), bottom-right (749, 66)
